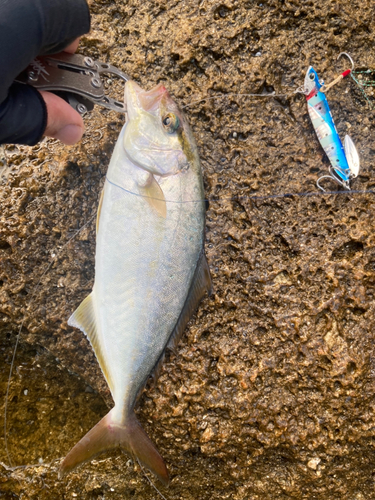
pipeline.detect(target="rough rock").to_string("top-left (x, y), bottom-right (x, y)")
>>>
top-left (1, 0), bottom-right (375, 498)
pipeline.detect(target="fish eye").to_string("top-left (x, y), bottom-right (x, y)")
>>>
top-left (162, 113), bottom-right (179, 133)
top-left (309, 72), bottom-right (315, 81)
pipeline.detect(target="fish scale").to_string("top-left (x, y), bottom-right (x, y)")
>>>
top-left (59, 81), bottom-right (211, 484)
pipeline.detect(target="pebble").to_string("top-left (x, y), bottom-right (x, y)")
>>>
top-left (307, 457), bottom-right (321, 470)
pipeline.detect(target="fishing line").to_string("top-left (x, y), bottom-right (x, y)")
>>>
top-left (4, 180), bottom-right (367, 474)
top-left (3, 212), bottom-right (97, 468)
top-left (181, 89), bottom-right (306, 110)
top-left (3, 57), bottom-right (372, 479)
top-left (106, 176), bottom-right (375, 204)
top-left (136, 458), bottom-right (169, 500)
top-left (0, 459), bottom-right (61, 472)
top-left (181, 53), bottom-right (371, 111)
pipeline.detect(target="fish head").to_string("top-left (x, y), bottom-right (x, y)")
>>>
top-left (304, 66), bottom-right (322, 96)
top-left (123, 81), bottom-right (196, 177)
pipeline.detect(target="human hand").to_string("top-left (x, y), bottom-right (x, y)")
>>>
top-left (40, 39), bottom-right (84, 146)
top-left (0, 0), bottom-right (90, 147)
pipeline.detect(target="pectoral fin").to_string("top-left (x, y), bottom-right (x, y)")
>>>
top-left (138, 175), bottom-right (167, 218)
top-left (68, 293), bottom-right (114, 394)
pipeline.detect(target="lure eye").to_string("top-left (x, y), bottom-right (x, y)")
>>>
top-left (309, 72), bottom-right (315, 81)
top-left (162, 113), bottom-right (179, 133)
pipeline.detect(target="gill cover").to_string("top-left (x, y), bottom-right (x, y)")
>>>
top-left (123, 81), bottom-right (187, 177)
top-left (123, 81), bottom-right (190, 217)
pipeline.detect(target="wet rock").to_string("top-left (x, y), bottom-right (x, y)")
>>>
top-left (1, 0), bottom-right (375, 498)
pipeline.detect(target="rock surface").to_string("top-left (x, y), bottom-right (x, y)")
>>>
top-left (1, 0), bottom-right (375, 498)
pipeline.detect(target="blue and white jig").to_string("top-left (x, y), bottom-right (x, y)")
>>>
top-left (304, 61), bottom-right (360, 191)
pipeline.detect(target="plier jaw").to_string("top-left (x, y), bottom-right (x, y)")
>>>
top-left (15, 53), bottom-right (130, 115)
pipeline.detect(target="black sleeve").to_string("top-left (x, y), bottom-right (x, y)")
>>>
top-left (0, 0), bottom-right (90, 146)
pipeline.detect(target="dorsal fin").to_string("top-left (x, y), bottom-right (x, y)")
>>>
top-left (68, 293), bottom-right (114, 394)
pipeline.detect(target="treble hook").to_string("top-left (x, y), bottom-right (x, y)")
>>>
top-left (316, 166), bottom-right (351, 192)
top-left (337, 52), bottom-right (355, 71)
top-left (316, 174), bottom-right (350, 192)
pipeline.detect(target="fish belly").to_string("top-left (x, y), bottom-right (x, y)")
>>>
top-left (94, 175), bottom-right (204, 416)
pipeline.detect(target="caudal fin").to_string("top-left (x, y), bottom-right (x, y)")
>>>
top-left (58, 408), bottom-right (169, 485)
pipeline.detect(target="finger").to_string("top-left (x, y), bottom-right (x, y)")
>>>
top-left (40, 90), bottom-right (84, 145)
top-left (64, 37), bottom-right (81, 54)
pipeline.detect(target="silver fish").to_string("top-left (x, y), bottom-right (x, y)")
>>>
top-left (59, 81), bottom-right (211, 483)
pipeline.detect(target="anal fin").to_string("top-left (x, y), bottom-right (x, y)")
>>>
top-left (68, 293), bottom-right (114, 393)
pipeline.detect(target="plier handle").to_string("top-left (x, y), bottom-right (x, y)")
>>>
top-left (15, 53), bottom-right (130, 115)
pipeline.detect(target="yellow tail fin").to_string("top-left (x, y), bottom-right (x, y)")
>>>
top-left (59, 408), bottom-right (169, 485)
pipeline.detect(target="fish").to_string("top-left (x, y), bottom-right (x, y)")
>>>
top-left (58, 80), bottom-right (212, 483)
top-left (304, 66), bottom-right (360, 190)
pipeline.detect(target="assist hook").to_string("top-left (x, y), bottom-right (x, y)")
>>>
top-left (321, 53), bottom-right (354, 93)
top-left (337, 52), bottom-right (355, 71)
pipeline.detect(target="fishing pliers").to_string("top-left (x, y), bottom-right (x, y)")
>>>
top-left (15, 52), bottom-right (130, 115)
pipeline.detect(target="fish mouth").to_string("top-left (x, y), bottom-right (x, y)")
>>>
top-left (125, 81), bottom-right (169, 114)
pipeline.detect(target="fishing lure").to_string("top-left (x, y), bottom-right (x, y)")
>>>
top-left (304, 65), bottom-right (360, 191)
